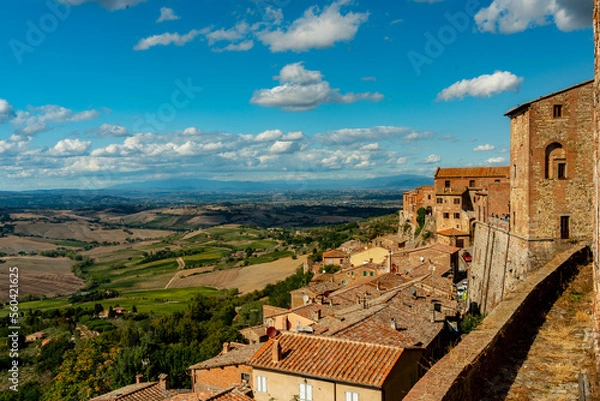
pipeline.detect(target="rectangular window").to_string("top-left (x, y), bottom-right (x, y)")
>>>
top-left (256, 376), bottom-right (267, 393)
top-left (560, 216), bottom-right (570, 239)
top-left (469, 180), bottom-right (475, 187)
top-left (494, 179), bottom-right (500, 183)
top-left (443, 213), bottom-right (449, 219)
top-left (241, 373), bottom-right (250, 383)
top-left (553, 104), bottom-right (563, 118)
top-left (437, 198), bottom-right (443, 204)
top-left (427, 195), bottom-right (431, 200)
top-left (346, 391), bottom-right (359, 401)
top-left (299, 383), bottom-right (313, 401)
top-left (557, 163), bottom-right (566, 179)
top-left (444, 180), bottom-right (450, 188)
top-left (454, 213), bottom-right (460, 219)
top-left (453, 198), bottom-right (460, 205)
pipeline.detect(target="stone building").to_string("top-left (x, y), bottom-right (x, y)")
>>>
top-left (471, 80), bottom-right (595, 314)
top-left (433, 167), bottom-right (510, 237)
top-left (401, 185), bottom-right (435, 226)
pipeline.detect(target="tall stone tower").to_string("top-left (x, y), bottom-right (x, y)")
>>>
top-left (507, 81), bottom-right (595, 254)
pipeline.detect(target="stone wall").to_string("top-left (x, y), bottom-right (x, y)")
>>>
top-left (469, 221), bottom-right (563, 314)
top-left (403, 246), bottom-right (590, 401)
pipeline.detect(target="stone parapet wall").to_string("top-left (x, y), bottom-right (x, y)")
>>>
top-left (402, 246), bottom-right (590, 401)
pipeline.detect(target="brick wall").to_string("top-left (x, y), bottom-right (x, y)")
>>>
top-left (193, 365), bottom-right (252, 393)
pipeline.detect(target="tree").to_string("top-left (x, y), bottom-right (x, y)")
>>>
top-left (416, 207), bottom-right (427, 229)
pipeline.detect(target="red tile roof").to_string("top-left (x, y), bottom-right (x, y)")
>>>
top-left (204, 388), bottom-right (253, 401)
top-left (434, 167), bottom-right (510, 179)
top-left (437, 228), bottom-right (469, 236)
top-left (323, 249), bottom-right (349, 258)
top-left (188, 343), bottom-right (263, 370)
top-left (89, 382), bottom-right (167, 401)
top-left (249, 333), bottom-right (404, 387)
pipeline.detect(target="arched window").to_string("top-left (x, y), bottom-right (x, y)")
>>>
top-left (545, 142), bottom-right (566, 179)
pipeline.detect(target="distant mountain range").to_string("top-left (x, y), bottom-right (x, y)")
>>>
top-left (106, 174), bottom-right (431, 193)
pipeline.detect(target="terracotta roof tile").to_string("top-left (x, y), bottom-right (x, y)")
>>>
top-left (437, 228), bottom-right (469, 236)
top-left (249, 333), bottom-right (404, 387)
top-left (434, 166), bottom-right (510, 178)
top-left (89, 383), bottom-right (167, 401)
top-left (189, 343), bottom-right (263, 370)
top-left (204, 388), bottom-right (253, 401)
top-left (323, 249), bottom-right (349, 258)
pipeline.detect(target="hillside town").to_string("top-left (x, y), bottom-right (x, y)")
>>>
top-left (80, 76), bottom-right (598, 401)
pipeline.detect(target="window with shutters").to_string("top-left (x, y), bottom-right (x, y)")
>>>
top-left (345, 391), bottom-right (359, 401)
top-left (256, 376), bottom-right (267, 393)
top-left (299, 383), bottom-right (313, 401)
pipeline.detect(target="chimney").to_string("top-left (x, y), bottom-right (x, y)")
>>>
top-left (222, 342), bottom-right (230, 354)
top-left (158, 374), bottom-right (168, 391)
top-left (390, 318), bottom-right (397, 330)
top-left (311, 309), bottom-right (321, 321)
top-left (135, 374), bottom-right (143, 384)
top-left (272, 339), bottom-right (282, 363)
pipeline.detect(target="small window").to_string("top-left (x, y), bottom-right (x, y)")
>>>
top-left (427, 195), bottom-right (431, 200)
top-left (370, 271), bottom-right (374, 276)
top-left (494, 179), bottom-right (500, 183)
top-left (453, 198), bottom-right (460, 205)
top-left (346, 392), bottom-right (359, 401)
top-left (558, 163), bottom-right (566, 179)
top-left (553, 104), bottom-right (562, 118)
top-left (299, 383), bottom-right (313, 401)
top-left (256, 376), bottom-right (267, 393)
top-left (444, 180), bottom-right (450, 188)
top-left (363, 271), bottom-right (367, 276)
top-left (469, 180), bottom-right (475, 187)
top-left (443, 213), bottom-right (449, 219)
top-left (437, 198), bottom-right (443, 204)
top-left (241, 373), bottom-right (250, 382)
top-left (454, 213), bottom-right (460, 219)
top-left (560, 216), bottom-right (570, 239)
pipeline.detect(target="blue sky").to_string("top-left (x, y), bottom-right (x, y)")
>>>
top-left (0, 0), bottom-right (593, 190)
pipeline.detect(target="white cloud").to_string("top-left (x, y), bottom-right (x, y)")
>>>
top-left (486, 156), bottom-right (506, 164)
top-left (265, 7), bottom-right (284, 25)
top-left (360, 143), bottom-right (379, 151)
top-left (48, 139), bottom-right (91, 156)
top-left (424, 154), bottom-right (441, 163)
top-left (475, 0), bottom-right (591, 34)
top-left (317, 126), bottom-right (433, 146)
top-left (88, 123), bottom-right (129, 137)
top-left (255, 129), bottom-right (283, 142)
top-left (58, 0), bottom-right (146, 11)
top-left (0, 99), bottom-right (15, 123)
top-left (258, 0), bottom-right (368, 52)
top-left (437, 71), bottom-right (523, 101)
top-left (11, 105), bottom-right (100, 137)
top-left (283, 131), bottom-right (304, 141)
top-left (396, 157), bottom-right (408, 164)
top-left (182, 127), bottom-right (202, 136)
top-left (206, 22), bottom-right (249, 45)
top-left (250, 62), bottom-right (383, 111)
top-left (157, 7), bottom-right (180, 23)
top-left (473, 144), bottom-right (495, 151)
top-left (133, 29), bottom-right (204, 51)
top-left (214, 40), bottom-right (255, 52)
top-left (269, 141), bottom-right (300, 154)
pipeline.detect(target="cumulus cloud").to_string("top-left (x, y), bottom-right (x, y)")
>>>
top-left (424, 154), bottom-right (441, 164)
top-left (58, 0), bottom-right (146, 11)
top-left (0, 99), bottom-right (15, 123)
top-left (250, 62), bottom-right (383, 111)
top-left (213, 40), bottom-right (255, 52)
top-left (437, 71), bottom-right (523, 101)
top-left (182, 127), bottom-right (202, 136)
top-left (473, 144), bottom-right (495, 151)
top-left (11, 105), bottom-right (100, 137)
top-left (475, 0), bottom-right (591, 34)
top-left (48, 139), bottom-right (91, 156)
top-left (269, 141), bottom-right (300, 154)
top-left (283, 131), bottom-right (304, 141)
top-left (258, 0), bottom-right (368, 52)
top-left (157, 7), bottom-right (180, 23)
top-left (88, 123), bottom-right (129, 137)
top-left (317, 125), bottom-right (433, 146)
top-left (255, 129), bottom-right (283, 142)
top-left (486, 156), bottom-right (506, 164)
top-left (397, 157), bottom-right (408, 164)
top-left (133, 29), bottom-right (205, 51)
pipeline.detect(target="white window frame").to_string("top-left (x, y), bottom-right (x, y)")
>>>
top-left (299, 382), bottom-right (313, 401)
top-left (345, 391), bottom-right (359, 401)
top-left (256, 375), bottom-right (267, 393)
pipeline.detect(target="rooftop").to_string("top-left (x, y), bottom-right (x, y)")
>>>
top-left (89, 382), bottom-right (166, 401)
top-left (249, 333), bottom-right (405, 387)
top-left (434, 166), bottom-right (510, 179)
top-left (437, 228), bottom-right (469, 236)
top-left (188, 343), bottom-right (263, 370)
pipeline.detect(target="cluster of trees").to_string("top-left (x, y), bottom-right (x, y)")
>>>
top-left (0, 267), bottom-right (313, 401)
top-left (139, 247), bottom-right (209, 264)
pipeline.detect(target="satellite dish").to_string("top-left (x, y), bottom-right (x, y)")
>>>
top-left (323, 291), bottom-right (330, 298)
top-left (302, 295), bottom-right (309, 304)
top-left (266, 326), bottom-right (278, 338)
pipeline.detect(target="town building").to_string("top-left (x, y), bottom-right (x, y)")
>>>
top-left (401, 185), bottom-right (435, 226)
top-left (248, 333), bottom-right (422, 401)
